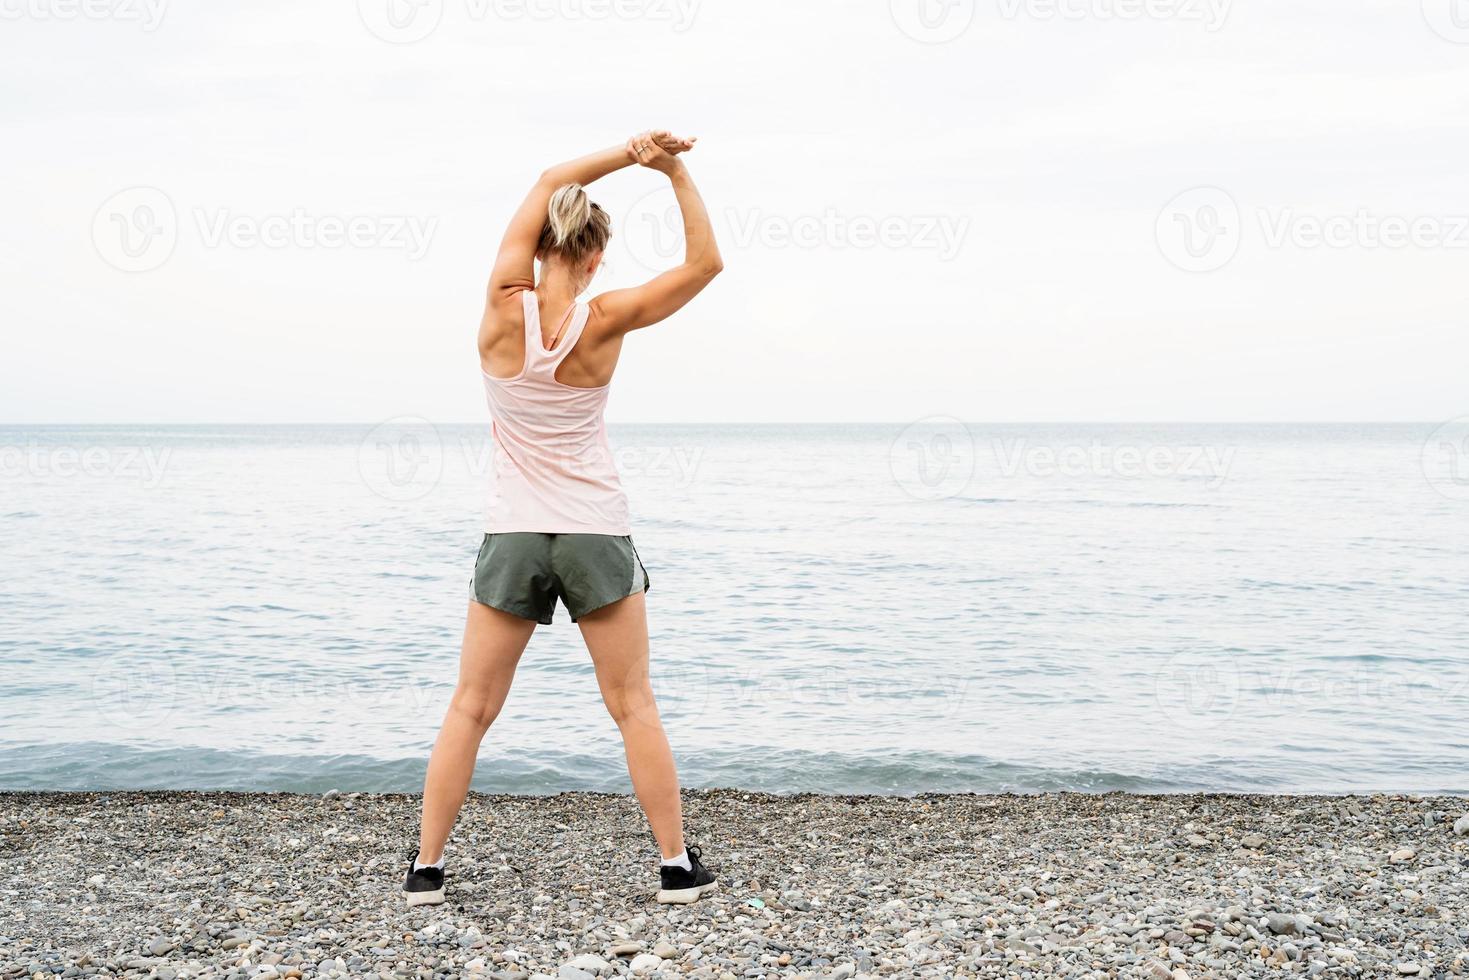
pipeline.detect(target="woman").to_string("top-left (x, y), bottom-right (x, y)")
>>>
top-left (403, 131), bottom-right (723, 908)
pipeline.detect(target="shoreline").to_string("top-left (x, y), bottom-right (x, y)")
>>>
top-left (4, 790), bottom-right (1466, 978)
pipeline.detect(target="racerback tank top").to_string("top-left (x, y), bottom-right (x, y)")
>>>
top-left (480, 289), bottom-right (630, 534)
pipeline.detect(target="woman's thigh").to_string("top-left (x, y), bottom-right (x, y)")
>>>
top-left (454, 601), bottom-right (538, 707)
top-left (576, 591), bottom-right (656, 724)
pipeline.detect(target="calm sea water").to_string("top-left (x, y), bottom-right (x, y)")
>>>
top-left (1, 423), bottom-right (1466, 795)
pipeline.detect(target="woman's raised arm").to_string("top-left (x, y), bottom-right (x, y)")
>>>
top-left (589, 137), bottom-right (723, 334)
top-left (485, 133), bottom-right (697, 302)
top-left (485, 144), bottom-right (634, 302)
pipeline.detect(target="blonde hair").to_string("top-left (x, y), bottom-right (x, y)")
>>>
top-left (539, 183), bottom-right (612, 264)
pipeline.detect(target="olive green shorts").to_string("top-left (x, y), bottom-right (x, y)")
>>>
top-left (469, 532), bottom-right (650, 625)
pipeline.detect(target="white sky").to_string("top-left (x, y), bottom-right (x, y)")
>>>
top-left (2, 0), bottom-right (1467, 423)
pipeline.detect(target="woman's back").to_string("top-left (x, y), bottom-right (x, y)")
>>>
top-left (481, 289), bottom-right (628, 535)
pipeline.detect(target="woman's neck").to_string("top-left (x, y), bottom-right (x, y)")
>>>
top-left (537, 262), bottom-right (583, 305)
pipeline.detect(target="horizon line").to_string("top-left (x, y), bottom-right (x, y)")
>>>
top-left (0, 419), bottom-right (1451, 427)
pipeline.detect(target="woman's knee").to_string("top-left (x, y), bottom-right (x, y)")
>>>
top-left (602, 680), bottom-right (659, 728)
top-left (448, 686), bottom-right (503, 730)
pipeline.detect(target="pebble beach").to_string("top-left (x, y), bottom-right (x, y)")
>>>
top-left (3, 791), bottom-right (1467, 979)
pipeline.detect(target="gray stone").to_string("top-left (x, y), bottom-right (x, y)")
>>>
top-left (564, 954), bottom-right (609, 975)
top-left (1265, 914), bottom-right (1299, 936)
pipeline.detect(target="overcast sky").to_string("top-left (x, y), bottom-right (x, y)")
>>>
top-left (2, 0), bottom-right (1466, 423)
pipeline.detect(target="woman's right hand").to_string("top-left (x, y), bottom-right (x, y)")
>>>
top-left (652, 130), bottom-right (696, 154)
top-left (628, 130), bottom-right (693, 174)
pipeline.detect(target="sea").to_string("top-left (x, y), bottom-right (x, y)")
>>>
top-left (1, 422), bottom-right (1466, 795)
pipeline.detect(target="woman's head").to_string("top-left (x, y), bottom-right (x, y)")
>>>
top-left (538, 183), bottom-right (611, 290)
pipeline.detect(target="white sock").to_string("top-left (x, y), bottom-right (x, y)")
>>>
top-left (414, 855), bottom-right (445, 872)
top-left (661, 849), bottom-right (692, 872)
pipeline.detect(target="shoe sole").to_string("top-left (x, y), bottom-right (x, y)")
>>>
top-left (656, 882), bottom-right (717, 905)
top-left (404, 887), bottom-right (445, 907)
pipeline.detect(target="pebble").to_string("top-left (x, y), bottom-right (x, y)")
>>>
top-left (564, 954), bottom-right (608, 974)
top-left (1453, 814), bottom-right (1469, 836)
top-left (1265, 913), bottom-right (1299, 936)
top-left (3, 790), bottom-right (1463, 980)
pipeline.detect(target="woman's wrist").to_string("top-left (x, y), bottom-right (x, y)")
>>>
top-left (545, 145), bottom-right (638, 187)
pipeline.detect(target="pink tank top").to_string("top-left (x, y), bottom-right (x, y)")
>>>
top-left (481, 290), bottom-right (630, 535)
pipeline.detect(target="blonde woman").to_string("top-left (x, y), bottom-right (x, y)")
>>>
top-left (404, 131), bottom-right (722, 907)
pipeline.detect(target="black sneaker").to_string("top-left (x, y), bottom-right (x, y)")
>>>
top-left (656, 845), bottom-right (716, 905)
top-left (402, 852), bottom-right (446, 907)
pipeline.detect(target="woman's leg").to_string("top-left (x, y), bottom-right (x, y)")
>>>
top-left (577, 591), bottom-right (685, 858)
top-left (417, 601), bottom-right (538, 863)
